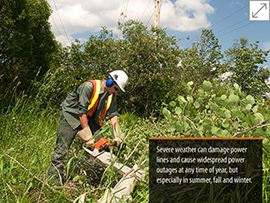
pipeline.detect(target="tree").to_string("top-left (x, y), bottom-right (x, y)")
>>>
top-left (0, 0), bottom-right (57, 93)
top-left (83, 21), bottom-right (183, 115)
top-left (117, 20), bottom-right (182, 115)
top-left (224, 38), bottom-right (270, 97)
top-left (179, 29), bottom-right (223, 85)
top-left (38, 21), bottom-right (183, 116)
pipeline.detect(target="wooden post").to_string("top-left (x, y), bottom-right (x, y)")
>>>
top-left (153, 0), bottom-right (161, 37)
top-left (154, 0), bottom-right (161, 28)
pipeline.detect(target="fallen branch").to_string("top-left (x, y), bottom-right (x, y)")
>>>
top-left (183, 116), bottom-right (203, 138)
top-left (124, 141), bottom-right (140, 162)
top-left (138, 144), bottom-right (148, 166)
top-left (114, 167), bottom-right (135, 190)
top-left (4, 153), bottom-right (43, 183)
top-left (4, 153), bottom-right (55, 192)
top-left (73, 192), bottom-right (89, 203)
top-left (97, 160), bottom-right (147, 203)
top-left (73, 187), bottom-right (107, 203)
top-left (240, 100), bottom-right (264, 121)
top-left (2, 177), bottom-right (18, 202)
top-left (233, 119), bottom-right (270, 137)
top-left (114, 159), bottom-right (146, 190)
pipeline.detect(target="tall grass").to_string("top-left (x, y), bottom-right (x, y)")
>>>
top-left (1, 73), bottom-right (269, 202)
top-left (0, 85), bottom-right (150, 202)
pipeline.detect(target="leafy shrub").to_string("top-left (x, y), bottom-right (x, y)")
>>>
top-left (162, 80), bottom-right (270, 138)
top-left (162, 80), bottom-right (270, 201)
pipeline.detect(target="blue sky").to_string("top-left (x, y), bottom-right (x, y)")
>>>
top-left (169, 0), bottom-right (270, 67)
top-left (48, 0), bottom-right (270, 68)
top-left (176, 1), bottom-right (270, 65)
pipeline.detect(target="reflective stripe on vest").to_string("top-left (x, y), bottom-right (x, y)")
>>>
top-left (88, 80), bottom-right (101, 111)
top-left (85, 80), bottom-right (113, 126)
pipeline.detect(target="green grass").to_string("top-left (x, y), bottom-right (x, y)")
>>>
top-left (1, 90), bottom-right (270, 202)
top-left (0, 93), bottom-right (151, 202)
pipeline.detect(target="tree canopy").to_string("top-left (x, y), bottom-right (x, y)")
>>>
top-left (31, 20), bottom-right (270, 117)
top-left (179, 29), bottom-right (223, 85)
top-left (223, 38), bottom-right (270, 96)
top-left (1, 8), bottom-right (269, 117)
top-left (0, 0), bottom-right (57, 93)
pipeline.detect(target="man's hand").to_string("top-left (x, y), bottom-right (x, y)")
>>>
top-left (113, 137), bottom-right (122, 147)
top-left (111, 116), bottom-right (125, 147)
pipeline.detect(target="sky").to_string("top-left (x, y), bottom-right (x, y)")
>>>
top-left (47, 0), bottom-right (270, 68)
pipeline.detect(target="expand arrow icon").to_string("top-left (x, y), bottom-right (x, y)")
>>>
top-left (252, 3), bottom-right (267, 18)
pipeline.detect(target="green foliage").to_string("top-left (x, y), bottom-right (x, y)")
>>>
top-left (118, 21), bottom-right (182, 115)
top-left (85, 20), bottom-right (183, 116)
top-left (34, 20), bottom-right (183, 116)
top-left (33, 42), bottom-right (105, 107)
top-left (162, 80), bottom-right (270, 138)
top-left (0, 92), bottom-right (151, 202)
top-left (19, 21), bottom-right (268, 119)
top-left (224, 38), bottom-right (270, 96)
top-left (1, 80), bottom-right (270, 202)
top-left (162, 80), bottom-right (270, 201)
top-left (1, 1), bottom-right (270, 200)
top-left (0, 0), bottom-right (58, 93)
top-left (179, 30), bottom-right (223, 85)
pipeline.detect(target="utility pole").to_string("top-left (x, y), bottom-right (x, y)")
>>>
top-left (153, 0), bottom-right (161, 37)
top-left (154, 0), bottom-right (161, 28)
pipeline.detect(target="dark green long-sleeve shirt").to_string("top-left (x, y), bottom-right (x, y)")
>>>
top-left (60, 80), bottom-right (118, 130)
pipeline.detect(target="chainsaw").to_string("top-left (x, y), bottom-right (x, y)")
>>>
top-left (83, 137), bottom-right (126, 158)
top-left (83, 137), bottom-right (144, 181)
top-left (95, 137), bottom-right (126, 154)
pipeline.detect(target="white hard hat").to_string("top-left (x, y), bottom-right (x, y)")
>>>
top-left (109, 70), bottom-right (128, 92)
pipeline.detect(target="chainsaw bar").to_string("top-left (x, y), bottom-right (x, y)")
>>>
top-left (83, 145), bottom-right (144, 181)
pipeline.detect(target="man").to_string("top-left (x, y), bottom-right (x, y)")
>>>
top-left (48, 70), bottom-right (128, 186)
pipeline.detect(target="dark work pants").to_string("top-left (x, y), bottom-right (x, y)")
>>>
top-left (47, 111), bottom-right (79, 185)
top-left (47, 111), bottom-right (102, 185)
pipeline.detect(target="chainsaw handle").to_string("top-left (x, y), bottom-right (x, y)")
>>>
top-left (112, 141), bottom-right (126, 149)
top-left (111, 141), bottom-right (117, 146)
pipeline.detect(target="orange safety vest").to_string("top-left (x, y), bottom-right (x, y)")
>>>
top-left (78, 80), bottom-right (113, 126)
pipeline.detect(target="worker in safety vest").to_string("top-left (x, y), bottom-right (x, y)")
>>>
top-left (48, 70), bottom-right (128, 186)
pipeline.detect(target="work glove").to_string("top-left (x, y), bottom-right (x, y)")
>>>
top-left (76, 126), bottom-right (93, 142)
top-left (85, 139), bottom-right (95, 148)
top-left (113, 137), bottom-right (122, 147)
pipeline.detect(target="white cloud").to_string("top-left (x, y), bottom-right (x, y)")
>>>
top-left (54, 35), bottom-right (74, 47)
top-left (263, 41), bottom-right (270, 50)
top-left (161, 0), bottom-right (215, 31)
top-left (48, 0), bottom-right (214, 44)
top-left (48, 0), bottom-right (122, 36)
